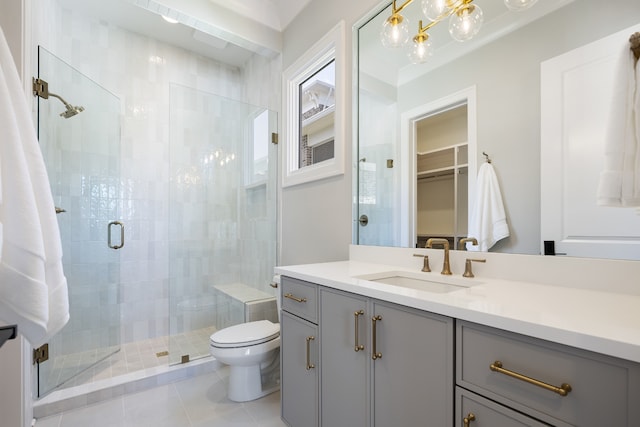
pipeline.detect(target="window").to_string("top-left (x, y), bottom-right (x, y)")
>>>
top-left (282, 21), bottom-right (345, 187)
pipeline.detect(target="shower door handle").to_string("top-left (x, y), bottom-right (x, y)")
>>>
top-left (108, 221), bottom-right (125, 250)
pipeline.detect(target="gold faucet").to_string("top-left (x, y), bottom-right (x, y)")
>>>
top-left (426, 238), bottom-right (452, 275)
top-left (458, 237), bottom-right (478, 250)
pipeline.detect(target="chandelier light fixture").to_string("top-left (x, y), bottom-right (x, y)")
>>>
top-left (380, 0), bottom-right (538, 64)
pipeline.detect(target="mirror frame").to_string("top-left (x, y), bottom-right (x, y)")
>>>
top-left (282, 21), bottom-right (346, 188)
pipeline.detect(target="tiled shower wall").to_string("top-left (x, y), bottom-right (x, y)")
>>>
top-left (32, 1), bottom-right (281, 344)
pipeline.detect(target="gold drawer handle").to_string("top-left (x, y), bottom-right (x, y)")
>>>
top-left (306, 336), bottom-right (315, 370)
top-left (463, 413), bottom-right (476, 427)
top-left (284, 293), bottom-right (307, 303)
top-left (371, 315), bottom-right (382, 360)
top-left (354, 310), bottom-right (364, 352)
top-left (490, 361), bottom-right (572, 397)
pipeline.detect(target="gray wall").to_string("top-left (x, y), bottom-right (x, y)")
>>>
top-left (280, 0), bottom-right (382, 265)
top-left (397, 0), bottom-right (640, 254)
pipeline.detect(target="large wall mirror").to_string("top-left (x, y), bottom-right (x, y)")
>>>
top-left (354, 0), bottom-right (640, 260)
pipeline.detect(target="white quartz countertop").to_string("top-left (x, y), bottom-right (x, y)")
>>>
top-left (275, 260), bottom-right (640, 364)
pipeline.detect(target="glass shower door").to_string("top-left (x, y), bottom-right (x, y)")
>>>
top-left (168, 85), bottom-right (278, 365)
top-left (36, 47), bottom-right (121, 396)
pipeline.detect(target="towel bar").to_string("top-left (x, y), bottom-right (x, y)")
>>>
top-left (0, 325), bottom-right (17, 349)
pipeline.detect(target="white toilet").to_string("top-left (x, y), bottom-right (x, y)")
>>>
top-left (209, 282), bottom-right (281, 402)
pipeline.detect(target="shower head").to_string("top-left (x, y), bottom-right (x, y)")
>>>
top-left (32, 78), bottom-right (85, 119)
top-left (59, 102), bottom-right (85, 119)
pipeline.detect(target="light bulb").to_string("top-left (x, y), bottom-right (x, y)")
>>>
top-left (421, 0), bottom-right (453, 22)
top-left (380, 14), bottom-right (410, 48)
top-left (408, 35), bottom-right (433, 64)
top-left (449, 4), bottom-right (483, 42)
top-left (504, 0), bottom-right (538, 12)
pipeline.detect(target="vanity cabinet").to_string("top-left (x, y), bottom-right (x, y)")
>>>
top-left (304, 285), bottom-right (454, 427)
top-left (280, 275), bottom-right (640, 427)
top-left (456, 321), bottom-right (640, 427)
top-left (280, 277), bottom-right (319, 427)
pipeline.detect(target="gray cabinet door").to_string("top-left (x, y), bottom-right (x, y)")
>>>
top-left (320, 289), bottom-right (369, 427)
top-left (372, 301), bottom-right (454, 427)
top-left (281, 311), bottom-right (319, 427)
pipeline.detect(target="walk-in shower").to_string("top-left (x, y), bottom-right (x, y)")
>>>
top-left (33, 46), bottom-right (278, 417)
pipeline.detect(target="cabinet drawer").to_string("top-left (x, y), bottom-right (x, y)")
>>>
top-left (281, 276), bottom-right (318, 323)
top-left (456, 321), bottom-right (640, 427)
top-left (456, 387), bottom-right (551, 427)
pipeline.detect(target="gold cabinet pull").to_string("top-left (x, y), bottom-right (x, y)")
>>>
top-left (306, 336), bottom-right (315, 370)
top-left (490, 361), bottom-right (572, 397)
top-left (354, 310), bottom-right (364, 352)
top-left (284, 293), bottom-right (307, 303)
top-left (463, 413), bottom-right (476, 427)
top-left (371, 315), bottom-right (382, 360)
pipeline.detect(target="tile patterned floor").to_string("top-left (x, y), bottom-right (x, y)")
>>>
top-left (50, 327), bottom-right (217, 390)
top-left (35, 367), bottom-right (286, 427)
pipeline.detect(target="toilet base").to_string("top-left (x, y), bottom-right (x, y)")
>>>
top-left (227, 364), bottom-right (280, 402)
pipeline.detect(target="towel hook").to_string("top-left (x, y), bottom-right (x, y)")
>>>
top-left (630, 32), bottom-right (640, 66)
top-left (482, 151), bottom-right (492, 163)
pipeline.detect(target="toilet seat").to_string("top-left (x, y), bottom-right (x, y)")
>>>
top-left (210, 320), bottom-right (279, 348)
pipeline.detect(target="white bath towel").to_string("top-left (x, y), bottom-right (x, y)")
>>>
top-left (467, 162), bottom-right (510, 252)
top-left (597, 44), bottom-right (640, 207)
top-left (0, 26), bottom-right (69, 346)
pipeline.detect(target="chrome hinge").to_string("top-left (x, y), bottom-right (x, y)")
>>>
top-left (271, 132), bottom-right (279, 145)
top-left (33, 343), bottom-right (49, 364)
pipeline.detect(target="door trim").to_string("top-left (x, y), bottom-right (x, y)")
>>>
top-left (400, 86), bottom-right (477, 248)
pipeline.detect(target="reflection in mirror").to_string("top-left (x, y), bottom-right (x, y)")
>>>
top-left (416, 104), bottom-right (469, 249)
top-left (355, 0), bottom-right (640, 260)
top-left (299, 60), bottom-right (336, 168)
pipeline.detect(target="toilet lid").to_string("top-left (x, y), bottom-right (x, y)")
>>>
top-left (210, 320), bottom-right (279, 348)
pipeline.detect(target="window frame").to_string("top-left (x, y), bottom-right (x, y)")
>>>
top-left (282, 21), bottom-right (345, 188)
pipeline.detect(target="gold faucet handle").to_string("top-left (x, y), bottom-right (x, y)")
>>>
top-left (463, 258), bottom-right (486, 278)
top-left (412, 254), bottom-right (431, 272)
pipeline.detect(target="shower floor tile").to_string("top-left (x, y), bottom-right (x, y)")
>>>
top-left (46, 326), bottom-right (217, 391)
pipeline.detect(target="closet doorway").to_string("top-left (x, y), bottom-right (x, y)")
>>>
top-left (400, 86), bottom-right (477, 249)
top-left (416, 105), bottom-right (469, 249)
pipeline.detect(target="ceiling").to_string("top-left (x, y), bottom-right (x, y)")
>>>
top-left (57, 0), bottom-right (312, 67)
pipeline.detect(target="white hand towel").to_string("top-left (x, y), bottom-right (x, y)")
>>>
top-left (0, 26), bottom-right (69, 347)
top-left (597, 44), bottom-right (640, 207)
top-left (468, 162), bottom-right (510, 252)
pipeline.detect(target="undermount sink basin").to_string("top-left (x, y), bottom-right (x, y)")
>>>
top-left (355, 271), bottom-right (477, 293)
